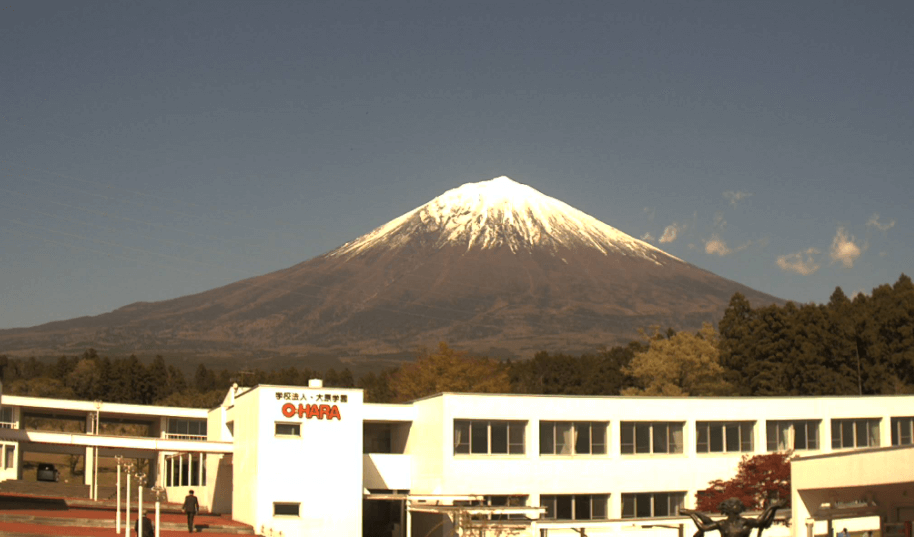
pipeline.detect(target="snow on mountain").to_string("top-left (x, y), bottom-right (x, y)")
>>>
top-left (330, 176), bottom-right (680, 265)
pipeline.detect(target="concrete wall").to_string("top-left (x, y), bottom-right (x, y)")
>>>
top-left (233, 385), bottom-right (364, 536)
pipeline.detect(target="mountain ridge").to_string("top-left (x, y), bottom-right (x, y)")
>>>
top-left (0, 176), bottom-right (784, 368)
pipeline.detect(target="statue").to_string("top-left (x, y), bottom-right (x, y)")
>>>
top-left (681, 498), bottom-right (787, 537)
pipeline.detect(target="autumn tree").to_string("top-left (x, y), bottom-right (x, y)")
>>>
top-left (623, 323), bottom-right (734, 396)
top-left (696, 452), bottom-right (792, 511)
top-left (388, 342), bottom-right (511, 403)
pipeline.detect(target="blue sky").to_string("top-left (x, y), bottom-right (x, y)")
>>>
top-left (1, 1), bottom-right (912, 329)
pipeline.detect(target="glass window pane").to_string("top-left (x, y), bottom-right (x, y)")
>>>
top-left (543, 495), bottom-right (556, 519)
top-left (855, 420), bottom-right (868, 447)
top-left (509, 422), bottom-right (525, 454)
top-left (636, 493), bottom-right (652, 518)
top-left (807, 421), bottom-right (819, 450)
top-left (471, 422), bottom-right (489, 454)
top-left (540, 422), bottom-right (555, 454)
top-left (622, 495), bottom-right (635, 518)
top-left (591, 423), bottom-right (606, 454)
top-left (274, 503), bottom-right (300, 516)
top-left (795, 422), bottom-right (807, 449)
top-left (592, 495), bottom-right (607, 519)
top-left (454, 421), bottom-right (470, 454)
top-left (575, 422), bottom-right (590, 455)
top-left (740, 423), bottom-right (753, 451)
top-left (575, 495), bottom-right (591, 520)
top-left (556, 423), bottom-right (573, 455)
top-left (766, 422), bottom-right (777, 451)
top-left (840, 421), bottom-right (853, 447)
top-left (831, 421), bottom-right (842, 449)
top-left (710, 423), bottom-right (724, 452)
top-left (654, 493), bottom-right (669, 517)
top-left (670, 424), bottom-right (683, 453)
top-left (556, 495), bottom-right (573, 519)
top-left (725, 424), bottom-right (739, 452)
top-left (5, 445), bottom-right (14, 470)
top-left (697, 423), bottom-right (709, 453)
top-left (868, 420), bottom-right (880, 447)
top-left (491, 422), bottom-right (508, 454)
top-left (275, 423), bottom-right (300, 436)
top-left (621, 423), bottom-right (634, 453)
top-left (652, 423), bottom-right (668, 453)
top-left (636, 423), bottom-right (652, 453)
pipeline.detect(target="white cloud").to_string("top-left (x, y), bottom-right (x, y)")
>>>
top-left (723, 191), bottom-right (752, 206)
top-left (830, 227), bottom-right (862, 268)
top-left (776, 248), bottom-right (821, 275)
top-left (704, 234), bottom-right (751, 256)
top-left (705, 235), bottom-right (731, 256)
top-left (643, 207), bottom-right (655, 222)
top-left (866, 213), bottom-right (895, 232)
top-left (659, 223), bottom-right (682, 243)
top-left (641, 232), bottom-right (655, 242)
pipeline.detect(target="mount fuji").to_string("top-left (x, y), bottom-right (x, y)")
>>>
top-left (0, 177), bottom-right (783, 368)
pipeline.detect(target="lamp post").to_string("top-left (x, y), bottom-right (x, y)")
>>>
top-left (124, 462), bottom-right (134, 537)
top-left (93, 401), bottom-right (101, 501)
top-left (136, 472), bottom-right (147, 537)
top-left (114, 456), bottom-right (123, 533)
top-left (152, 485), bottom-right (165, 537)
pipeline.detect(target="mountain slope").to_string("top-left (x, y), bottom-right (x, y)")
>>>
top-left (0, 177), bottom-right (783, 364)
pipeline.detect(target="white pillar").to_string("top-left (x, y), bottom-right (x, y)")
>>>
top-left (115, 461), bottom-right (121, 533)
top-left (198, 452), bottom-right (204, 487)
top-left (125, 471), bottom-right (131, 537)
top-left (138, 484), bottom-right (144, 537)
top-left (155, 495), bottom-right (161, 537)
top-left (406, 503), bottom-right (411, 537)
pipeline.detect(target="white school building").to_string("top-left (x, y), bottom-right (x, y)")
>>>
top-left (1, 383), bottom-right (913, 537)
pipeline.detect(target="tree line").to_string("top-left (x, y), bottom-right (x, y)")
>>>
top-left (2, 274), bottom-right (911, 406)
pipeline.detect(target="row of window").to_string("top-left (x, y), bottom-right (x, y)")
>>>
top-left (166, 418), bottom-right (208, 438)
top-left (451, 417), bottom-right (914, 455)
top-left (437, 493), bottom-right (685, 521)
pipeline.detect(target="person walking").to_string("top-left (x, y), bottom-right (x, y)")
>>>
top-left (183, 490), bottom-right (200, 533)
top-left (134, 511), bottom-right (154, 536)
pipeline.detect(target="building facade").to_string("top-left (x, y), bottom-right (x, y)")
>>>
top-left (1, 387), bottom-right (913, 537)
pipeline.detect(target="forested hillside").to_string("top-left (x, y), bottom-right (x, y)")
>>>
top-left (2, 275), bottom-right (911, 406)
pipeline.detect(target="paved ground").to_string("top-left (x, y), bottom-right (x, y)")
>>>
top-left (0, 492), bottom-right (255, 536)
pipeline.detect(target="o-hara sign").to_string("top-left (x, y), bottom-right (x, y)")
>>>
top-left (281, 402), bottom-right (341, 420)
top-left (276, 390), bottom-right (345, 421)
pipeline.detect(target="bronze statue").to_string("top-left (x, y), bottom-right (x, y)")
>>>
top-left (681, 498), bottom-right (787, 537)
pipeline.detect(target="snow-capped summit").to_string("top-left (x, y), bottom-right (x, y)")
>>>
top-left (331, 176), bottom-right (677, 264)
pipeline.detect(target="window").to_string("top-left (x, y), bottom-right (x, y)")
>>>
top-left (273, 503), bottom-right (300, 516)
top-left (275, 423), bottom-right (301, 436)
top-left (0, 407), bottom-right (13, 428)
top-left (455, 495), bottom-right (529, 520)
top-left (696, 421), bottom-right (754, 453)
top-left (165, 453), bottom-right (206, 487)
top-left (891, 417), bottom-right (914, 446)
top-left (166, 419), bottom-right (208, 440)
top-left (621, 422), bottom-right (684, 454)
top-left (454, 420), bottom-right (525, 455)
top-left (542, 494), bottom-right (608, 520)
top-left (831, 418), bottom-right (880, 449)
top-left (621, 492), bottom-right (686, 518)
top-left (766, 420), bottom-right (819, 451)
top-left (3, 445), bottom-right (14, 469)
top-left (540, 422), bottom-right (607, 455)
